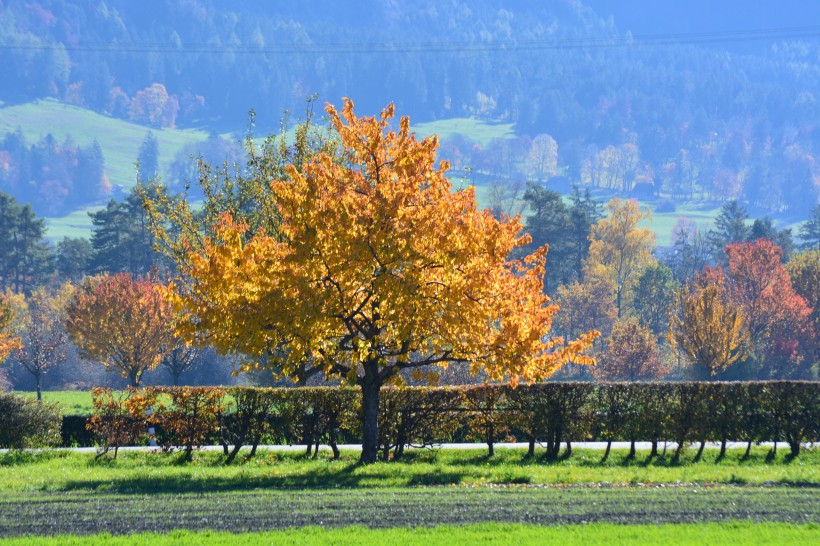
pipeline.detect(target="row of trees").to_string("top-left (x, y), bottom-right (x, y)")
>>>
top-left (0, 130), bottom-right (110, 216)
top-left (540, 195), bottom-right (819, 383)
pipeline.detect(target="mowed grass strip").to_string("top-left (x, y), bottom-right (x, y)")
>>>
top-left (0, 522), bottom-right (818, 546)
top-left (0, 448), bottom-right (817, 494)
top-left (0, 487), bottom-right (816, 537)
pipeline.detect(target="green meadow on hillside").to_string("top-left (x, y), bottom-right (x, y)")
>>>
top-left (0, 100), bottom-right (727, 245)
top-left (0, 99), bottom-right (210, 188)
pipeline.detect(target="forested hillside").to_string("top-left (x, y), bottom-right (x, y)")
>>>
top-left (0, 0), bottom-right (818, 219)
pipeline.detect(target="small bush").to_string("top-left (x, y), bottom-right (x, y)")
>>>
top-left (0, 392), bottom-right (62, 449)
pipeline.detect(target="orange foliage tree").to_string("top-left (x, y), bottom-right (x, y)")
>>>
top-left (723, 240), bottom-right (814, 378)
top-left (596, 317), bottom-right (665, 381)
top-left (66, 273), bottom-right (174, 386)
top-left (160, 99), bottom-right (597, 462)
top-left (0, 293), bottom-right (21, 362)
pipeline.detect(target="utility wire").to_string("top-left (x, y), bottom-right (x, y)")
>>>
top-left (0, 26), bottom-right (818, 55)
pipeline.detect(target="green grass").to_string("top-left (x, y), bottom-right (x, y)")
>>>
top-left (41, 205), bottom-right (105, 241)
top-left (644, 201), bottom-right (722, 247)
top-left (0, 522), bottom-right (816, 545)
top-left (17, 390), bottom-right (97, 415)
top-left (0, 447), bottom-right (816, 494)
top-left (414, 117), bottom-right (516, 147)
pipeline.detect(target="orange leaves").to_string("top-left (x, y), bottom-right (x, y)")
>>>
top-left (66, 273), bottom-right (174, 386)
top-left (0, 294), bottom-right (22, 361)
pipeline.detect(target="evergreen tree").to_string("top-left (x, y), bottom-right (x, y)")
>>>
top-left (56, 237), bottom-right (92, 282)
top-left (707, 201), bottom-right (750, 262)
top-left (750, 217), bottom-right (794, 261)
top-left (137, 131), bottom-right (159, 183)
top-left (0, 192), bottom-right (53, 293)
top-left (799, 205), bottom-right (820, 250)
top-left (89, 190), bottom-right (162, 276)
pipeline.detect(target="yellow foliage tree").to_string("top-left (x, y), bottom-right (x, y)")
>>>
top-left (161, 99), bottom-right (598, 462)
top-left (9, 283), bottom-right (74, 400)
top-left (584, 198), bottom-right (656, 316)
top-left (669, 282), bottom-right (749, 378)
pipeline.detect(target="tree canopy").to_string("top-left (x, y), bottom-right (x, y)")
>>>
top-left (156, 98), bottom-right (597, 462)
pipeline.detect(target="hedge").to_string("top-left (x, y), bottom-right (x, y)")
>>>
top-left (56, 382), bottom-right (820, 459)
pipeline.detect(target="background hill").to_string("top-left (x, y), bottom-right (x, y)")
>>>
top-left (0, 0), bottom-right (818, 239)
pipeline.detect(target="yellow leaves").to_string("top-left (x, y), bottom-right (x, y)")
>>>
top-left (161, 98), bottom-right (595, 386)
top-left (669, 283), bottom-right (750, 376)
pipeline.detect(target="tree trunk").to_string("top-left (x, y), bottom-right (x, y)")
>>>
top-left (650, 440), bottom-right (658, 458)
top-left (331, 442), bottom-right (340, 460)
top-left (487, 422), bottom-right (495, 457)
top-left (360, 369), bottom-right (382, 464)
top-left (743, 441), bottom-right (752, 460)
top-left (718, 438), bottom-right (727, 460)
top-left (694, 441), bottom-right (706, 462)
top-left (628, 440), bottom-right (636, 459)
top-left (602, 440), bottom-right (612, 462)
top-left (527, 438), bottom-right (535, 458)
top-left (36, 374), bottom-right (42, 401)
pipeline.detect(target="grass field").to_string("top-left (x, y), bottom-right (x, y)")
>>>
top-left (18, 391), bottom-right (97, 415)
top-left (414, 117), bottom-right (516, 147)
top-left (1, 447), bottom-right (816, 493)
top-left (1, 444), bottom-right (816, 540)
top-left (0, 522), bottom-right (816, 545)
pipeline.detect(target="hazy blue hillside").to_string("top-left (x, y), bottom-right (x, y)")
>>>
top-left (0, 0), bottom-right (818, 221)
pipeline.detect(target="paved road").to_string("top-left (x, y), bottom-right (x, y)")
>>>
top-left (4, 440), bottom-right (800, 455)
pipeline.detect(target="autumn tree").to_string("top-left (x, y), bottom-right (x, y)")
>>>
top-left (788, 250), bottom-right (820, 334)
top-left (525, 134), bottom-right (558, 182)
top-left (0, 294), bottom-right (21, 363)
top-left (551, 277), bottom-right (618, 379)
top-left (583, 198), bottom-right (656, 316)
top-left (160, 343), bottom-right (199, 386)
top-left (595, 317), bottom-right (665, 381)
top-left (66, 273), bottom-right (174, 386)
top-left (722, 240), bottom-right (814, 378)
top-left (154, 99), bottom-right (597, 463)
top-left (669, 276), bottom-right (750, 379)
top-left (8, 283), bottom-right (73, 400)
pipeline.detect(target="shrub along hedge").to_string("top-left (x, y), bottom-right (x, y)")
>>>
top-left (0, 393), bottom-right (62, 449)
top-left (70, 382), bottom-right (820, 459)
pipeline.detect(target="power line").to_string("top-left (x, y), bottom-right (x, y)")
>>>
top-left (0, 26), bottom-right (818, 55)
